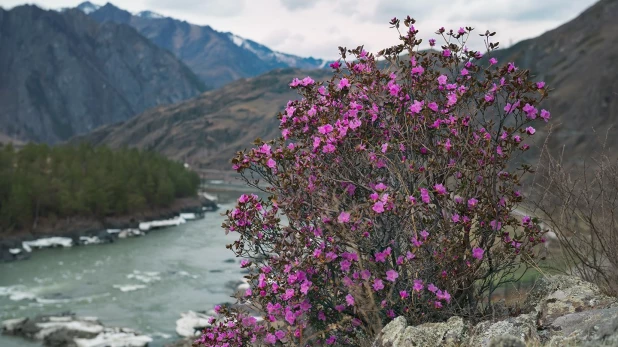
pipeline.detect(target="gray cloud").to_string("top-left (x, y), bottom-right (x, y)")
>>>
top-left (146, 0), bottom-right (247, 16)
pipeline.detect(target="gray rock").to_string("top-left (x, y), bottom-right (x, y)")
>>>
top-left (468, 313), bottom-right (538, 347)
top-left (373, 316), bottom-right (407, 347)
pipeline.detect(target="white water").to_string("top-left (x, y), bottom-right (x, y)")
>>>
top-left (0, 194), bottom-right (248, 347)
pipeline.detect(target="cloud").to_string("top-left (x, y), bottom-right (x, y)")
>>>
top-left (279, 0), bottom-right (322, 11)
top-left (145, 0), bottom-right (247, 17)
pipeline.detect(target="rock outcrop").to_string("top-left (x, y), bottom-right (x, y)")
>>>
top-left (1, 312), bottom-right (152, 347)
top-left (373, 276), bottom-right (618, 347)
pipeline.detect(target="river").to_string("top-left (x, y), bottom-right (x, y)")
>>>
top-left (0, 192), bottom-right (247, 346)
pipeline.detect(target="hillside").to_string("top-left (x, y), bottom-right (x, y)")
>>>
top-left (490, 0), bottom-right (618, 163)
top-left (75, 0), bottom-right (618, 173)
top-left (0, 5), bottom-right (206, 143)
top-left (72, 68), bottom-right (332, 171)
top-left (79, 2), bottom-right (328, 88)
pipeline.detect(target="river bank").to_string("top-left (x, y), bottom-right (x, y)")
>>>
top-left (0, 203), bottom-right (244, 347)
top-left (0, 195), bottom-right (218, 262)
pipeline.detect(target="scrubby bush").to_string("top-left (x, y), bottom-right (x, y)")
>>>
top-left (198, 17), bottom-right (551, 346)
top-left (531, 150), bottom-right (618, 297)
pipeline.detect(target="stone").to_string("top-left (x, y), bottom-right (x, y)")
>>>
top-left (373, 316), bottom-right (407, 347)
top-left (468, 313), bottom-right (538, 347)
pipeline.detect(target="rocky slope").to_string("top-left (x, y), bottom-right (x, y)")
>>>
top-left (72, 68), bottom-right (333, 171)
top-left (78, 2), bottom-right (328, 88)
top-left (490, 0), bottom-right (618, 165)
top-left (374, 275), bottom-right (618, 346)
top-left (0, 5), bottom-right (206, 143)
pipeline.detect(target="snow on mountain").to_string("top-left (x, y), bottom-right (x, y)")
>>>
top-left (76, 1), bottom-right (100, 14)
top-left (136, 11), bottom-right (164, 19)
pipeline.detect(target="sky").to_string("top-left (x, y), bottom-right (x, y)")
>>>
top-left (0, 0), bottom-right (599, 60)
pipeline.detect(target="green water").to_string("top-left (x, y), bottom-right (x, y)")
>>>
top-left (0, 198), bottom-right (244, 347)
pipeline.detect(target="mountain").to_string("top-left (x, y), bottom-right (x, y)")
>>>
top-left (490, 0), bottom-right (618, 163)
top-left (0, 5), bottom-right (206, 144)
top-left (71, 68), bottom-right (332, 171)
top-left (75, 0), bottom-right (618, 174)
top-left (77, 2), bottom-right (328, 88)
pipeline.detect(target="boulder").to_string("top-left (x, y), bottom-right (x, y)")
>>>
top-left (373, 275), bottom-right (618, 347)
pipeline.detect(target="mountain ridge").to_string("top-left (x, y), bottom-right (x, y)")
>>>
top-left (78, 1), bottom-right (329, 88)
top-left (0, 4), bottom-right (206, 143)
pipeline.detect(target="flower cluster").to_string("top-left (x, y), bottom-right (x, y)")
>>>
top-left (198, 17), bottom-right (549, 346)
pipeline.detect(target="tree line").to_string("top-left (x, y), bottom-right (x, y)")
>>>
top-left (0, 143), bottom-right (200, 232)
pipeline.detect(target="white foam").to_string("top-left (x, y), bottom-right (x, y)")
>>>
top-left (107, 229), bottom-right (121, 234)
top-left (35, 320), bottom-right (105, 339)
top-left (113, 284), bottom-right (147, 292)
top-left (75, 329), bottom-right (152, 347)
top-left (175, 311), bottom-right (212, 337)
top-left (126, 270), bottom-right (160, 284)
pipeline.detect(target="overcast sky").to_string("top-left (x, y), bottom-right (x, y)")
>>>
top-left (0, 0), bottom-right (599, 60)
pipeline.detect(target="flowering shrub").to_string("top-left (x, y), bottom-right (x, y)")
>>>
top-left (197, 17), bottom-right (550, 346)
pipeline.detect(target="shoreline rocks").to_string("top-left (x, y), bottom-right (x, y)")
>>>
top-left (373, 275), bottom-right (618, 347)
top-left (0, 197), bottom-right (217, 263)
top-left (1, 312), bottom-right (152, 347)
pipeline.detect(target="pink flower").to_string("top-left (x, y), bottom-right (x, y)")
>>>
top-left (429, 38), bottom-right (436, 46)
top-left (400, 290), bottom-right (409, 299)
top-left (267, 158), bottom-right (277, 168)
top-left (381, 143), bottom-right (389, 153)
top-left (427, 283), bottom-right (438, 293)
top-left (373, 278), bottom-right (384, 291)
top-left (413, 279), bottom-right (424, 292)
top-left (409, 100), bottom-right (423, 114)
top-left (472, 247), bottom-right (484, 260)
top-left (338, 78), bottom-right (350, 89)
top-left (434, 184), bottom-right (447, 195)
top-left (338, 211), bottom-right (351, 223)
top-left (536, 81), bottom-right (545, 89)
top-left (458, 27), bottom-right (465, 34)
top-left (461, 68), bottom-right (469, 76)
top-left (373, 201), bottom-right (385, 213)
top-left (437, 75), bottom-right (448, 85)
top-left (489, 57), bottom-right (498, 65)
top-left (329, 61), bottom-right (341, 69)
top-left (436, 289), bottom-right (451, 303)
top-left (346, 294), bottom-right (355, 306)
top-left (540, 109), bottom-right (551, 122)
top-left (375, 183), bottom-right (387, 191)
top-left (385, 270), bottom-right (399, 282)
top-left (468, 198), bottom-right (478, 208)
top-left (428, 102), bottom-right (438, 112)
top-left (526, 126), bottom-right (536, 135)
top-left (318, 124), bottom-right (333, 134)
top-left (420, 188), bottom-right (430, 204)
top-left (264, 333), bottom-right (277, 344)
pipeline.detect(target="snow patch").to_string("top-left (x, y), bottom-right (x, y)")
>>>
top-left (76, 2), bottom-right (100, 15)
top-left (9, 248), bottom-right (22, 255)
top-left (138, 216), bottom-right (185, 231)
top-left (79, 236), bottom-right (101, 245)
top-left (175, 311), bottom-right (212, 337)
top-left (35, 320), bottom-right (105, 339)
top-left (22, 237), bottom-right (73, 252)
top-left (179, 213), bottom-right (196, 220)
top-left (227, 33), bottom-right (245, 47)
top-left (136, 10), bottom-right (164, 19)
